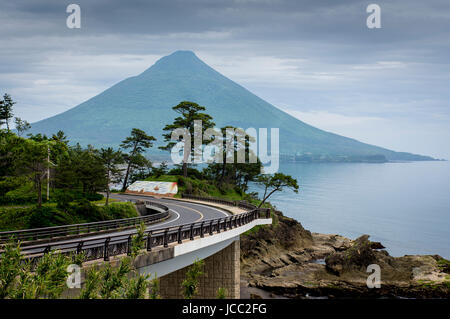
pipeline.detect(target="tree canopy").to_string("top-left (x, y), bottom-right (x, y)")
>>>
top-left (160, 101), bottom-right (215, 177)
top-left (120, 128), bottom-right (156, 191)
top-left (256, 173), bottom-right (299, 207)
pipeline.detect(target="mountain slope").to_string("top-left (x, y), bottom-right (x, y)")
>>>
top-left (28, 51), bottom-right (433, 162)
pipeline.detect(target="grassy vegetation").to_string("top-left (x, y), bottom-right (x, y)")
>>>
top-left (437, 258), bottom-right (450, 273)
top-left (145, 173), bottom-right (275, 210)
top-left (143, 173), bottom-right (278, 237)
top-left (145, 174), bottom-right (249, 201)
top-left (0, 200), bottom-right (138, 231)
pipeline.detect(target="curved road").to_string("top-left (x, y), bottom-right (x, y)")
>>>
top-left (111, 193), bottom-right (231, 228)
top-left (21, 194), bottom-right (232, 254)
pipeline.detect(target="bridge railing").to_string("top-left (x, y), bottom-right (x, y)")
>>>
top-left (0, 201), bottom-right (169, 244)
top-left (3, 203), bottom-right (270, 265)
top-left (180, 194), bottom-right (261, 211)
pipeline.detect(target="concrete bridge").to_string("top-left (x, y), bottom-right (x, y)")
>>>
top-left (0, 194), bottom-right (272, 298)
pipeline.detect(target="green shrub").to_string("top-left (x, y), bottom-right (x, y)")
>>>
top-left (3, 183), bottom-right (37, 205)
top-left (0, 207), bottom-right (33, 231)
top-left (0, 177), bottom-right (25, 203)
top-left (84, 193), bottom-right (103, 202)
top-left (182, 259), bottom-right (205, 299)
top-left (102, 202), bottom-right (138, 220)
top-left (168, 167), bottom-right (204, 179)
top-left (71, 199), bottom-right (107, 222)
top-left (28, 206), bottom-right (76, 229)
top-left (54, 190), bottom-right (74, 212)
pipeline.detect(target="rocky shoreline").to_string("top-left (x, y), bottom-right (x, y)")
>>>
top-left (240, 210), bottom-right (450, 299)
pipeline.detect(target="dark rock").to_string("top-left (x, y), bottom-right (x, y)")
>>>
top-left (370, 241), bottom-right (385, 250)
top-left (325, 235), bottom-right (377, 275)
top-left (240, 210), bottom-right (313, 260)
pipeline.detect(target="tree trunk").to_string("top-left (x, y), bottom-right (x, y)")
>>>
top-left (122, 145), bottom-right (137, 192)
top-left (106, 170), bottom-right (110, 206)
top-left (258, 188), bottom-right (277, 208)
top-left (121, 162), bottom-right (132, 192)
top-left (220, 161), bottom-right (226, 181)
top-left (106, 190), bottom-right (110, 206)
top-left (37, 178), bottom-right (42, 208)
top-left (183, 162), bottom-right (187, 178)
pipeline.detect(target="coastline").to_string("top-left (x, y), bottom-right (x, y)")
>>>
top-left (250, 160), bottom-right (450, 260)
top-left (240, 210), bottom-right (450, 299)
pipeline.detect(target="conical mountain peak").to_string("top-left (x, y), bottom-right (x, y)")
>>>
top-left (143, 50), bottom-right (210, 75)
top-left (27, 51), bottom-right (432, 162)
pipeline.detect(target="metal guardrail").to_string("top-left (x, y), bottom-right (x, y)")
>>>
top-left (181, 194), bottom-right (258, 210)
top-left (0, 196), bottom-right (270, 265)
top-left (0, 201), bottom-right (169, 244)
top-left (14, 207), bottom-right (270, 265)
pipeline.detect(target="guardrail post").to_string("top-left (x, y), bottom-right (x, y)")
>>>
top-left (147, 232), bottom-right (152, 251)
top-left (44, 245), bottom-right (51, 254)
top-left (200, 222), bottom-right (204, 238)
top-left (163, 229), bottom-right (169, 248)
top-left (77, 241), bottom-right (83, 255)
top-left (217, 219), bottom-right (221, 233)
top-left (224, 218), bottom-right (228, 231)
top-left (266, 208), bottom-right (271, 218)
top-left (178, 226), bottom-right (183, 244)
top-left (104, 237), bottom-right (110, 261)
top-left (209, 220), bottom-right (213, 235)
top-left (190, 224), bottom-right (194, 240)
top-left (127, 235), bottom-right (132, 256)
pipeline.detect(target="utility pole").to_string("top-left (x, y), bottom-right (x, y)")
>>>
top-left (47, 144), bottom-right (50, 201)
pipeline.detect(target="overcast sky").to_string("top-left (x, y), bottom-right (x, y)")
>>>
top-left (1, 0), bottom-right (449, 158)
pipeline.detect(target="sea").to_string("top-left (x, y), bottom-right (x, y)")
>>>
top-left (249, 161), bottom-right (450, 259)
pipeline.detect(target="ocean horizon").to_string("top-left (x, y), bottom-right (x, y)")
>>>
top-left (250, 161), bottom-right (450, 259)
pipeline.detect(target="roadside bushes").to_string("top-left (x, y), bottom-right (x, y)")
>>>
top-left (0, 201), bottom-right (138, 231)
top-left (0, 206), bottom-right (33, 231)
top-left (71, 199), bottom-right (109, 222)
top-left (28, 206), bottom-right (78, 228)
top-left (1, 182), bottom-right (38, 205)
top-left (53, 189), bottom-right (103, 204)
top-left (70, 200), bottom-right (138, 222)
top-left (102, 202), bottom-right (138, 220)
top-left (168, 167), bottom-right (204, 179)
top-left (0, 177), bottom-right (26, 204)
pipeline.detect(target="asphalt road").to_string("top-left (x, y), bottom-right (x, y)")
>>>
top-left (110, 193), bottom-right (231, 229)
top-left (20, 194), bottom-right (231, 255)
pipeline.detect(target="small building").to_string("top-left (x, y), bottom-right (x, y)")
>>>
top-left (126, 181), bottom-right (178, 197)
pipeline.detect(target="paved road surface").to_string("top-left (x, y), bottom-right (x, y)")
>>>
top-left (21, 194), bottom-right (231, 254)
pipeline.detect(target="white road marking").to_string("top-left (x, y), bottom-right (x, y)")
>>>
top-left (180, 201), bottom-right (230, 217)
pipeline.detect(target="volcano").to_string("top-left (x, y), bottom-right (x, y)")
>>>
top-left (28, 50), bottom-right (433, 162)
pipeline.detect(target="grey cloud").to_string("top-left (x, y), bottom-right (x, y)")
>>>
top-left (0, 0), bottom-right (449, 157)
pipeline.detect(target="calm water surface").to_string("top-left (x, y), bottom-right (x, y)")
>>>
top-left (250, 161), bottom-right (450, 258)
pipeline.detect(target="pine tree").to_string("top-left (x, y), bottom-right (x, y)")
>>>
top-left (120, 128), bottom-right (156, 192)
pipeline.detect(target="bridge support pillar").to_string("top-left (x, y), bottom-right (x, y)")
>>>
top-left (159, 240), bottom-right (240, 299)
